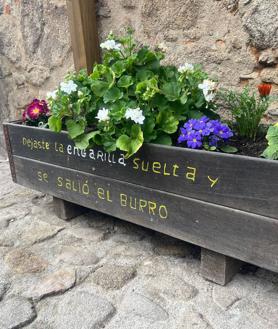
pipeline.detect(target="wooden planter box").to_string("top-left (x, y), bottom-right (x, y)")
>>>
top-left (3, 121), bottom-right (278, 284)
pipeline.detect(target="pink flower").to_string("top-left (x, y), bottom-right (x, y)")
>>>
top-left (26, 103), bottom-right (44, 120)
top-left (22, 99), bottom-right (50, 122)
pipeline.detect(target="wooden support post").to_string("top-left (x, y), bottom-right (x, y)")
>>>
top-left (53, 197), bottom-right (88, 220)
top-left (201, 248), bottom-right (242, 285)
top-left (66, 0), bottom-right (100, 73)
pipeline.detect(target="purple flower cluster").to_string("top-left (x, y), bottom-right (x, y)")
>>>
top-left (178, 116), bottom-right (233, 149)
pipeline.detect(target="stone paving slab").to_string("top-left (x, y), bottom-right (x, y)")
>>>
top-left (0, 160), bottom-right (278, 329)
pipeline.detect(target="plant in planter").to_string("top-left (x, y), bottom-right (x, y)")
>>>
top-left (4, 29), bottom-right (278, 286)
top-left (22, 99), bottom-right (50, 127)
top-left (177, 116), bottom-right (235, 153)
top-left (46, 30), bottom-right (220, 157)
top-left (262, 122), bottom-right (278, 160)
top-left (217, 84), bottom-right (272, 141)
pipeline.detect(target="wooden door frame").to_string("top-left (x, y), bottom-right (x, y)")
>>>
top-left (66, 0), bottom-right (100, 73)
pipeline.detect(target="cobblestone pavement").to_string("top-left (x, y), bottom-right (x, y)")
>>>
top-left (0, 160), bottom-right (278, 329)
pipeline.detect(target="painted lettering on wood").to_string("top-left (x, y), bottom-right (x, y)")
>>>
top-left (12, 156), bottom-right (278, 273)
top-left (6, 123), bottom-right (278, 219)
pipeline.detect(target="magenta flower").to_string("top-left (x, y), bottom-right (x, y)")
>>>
top-left (26, 103), bottom-right (44, 120)
top-left (22, 99), bottom-right (50, 123)
top-left (32, 99), bottom-right (50, 115)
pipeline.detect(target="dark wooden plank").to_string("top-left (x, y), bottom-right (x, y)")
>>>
top-left (12, 155), bottom-right (278, 273)
top-left (53, 197), bottom-right (88, 220)
top-left (2, 123), bottom-right (17, 182)
top-left (66, 0), bottom-right (100, 73)
top-left (7, 123), bottom-right (278, 219)
top-left (201, 249), bottom-right (242, 285)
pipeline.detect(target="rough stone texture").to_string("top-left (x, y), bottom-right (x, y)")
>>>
top-left (1, 161), bottom-right (278, 328)
top-left (5, 248), bottom-right (48, 274)
top-left (26, 268), bottom-right (76, 301)
top-left (0, 296), bottom-right (36, 329)
top-left (1, 0), bottom-right (278, 154)
top-left (54, 289), bottom-right (115, 329)
top-left (0, 0), bottom-right (73, 154)
top-left (240, 0), bottom-right (278, 50)
top-left (0, 276), bottom-right (9, 300)
top-left (91, 264), bottom-right (136, 289)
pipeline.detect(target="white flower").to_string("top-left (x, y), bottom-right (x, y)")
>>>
top-left (198, 79), bottom-right (216, 102)
top-left (178, 63), bottom-right (194, 74)
top-left (198, 79), bottom-right (216, 93)
top-left (100, 39), bottom-right (121, 51)
top-left (96, 108), bottom-right (109, 122)
top-left (125, 108), bottom-right (145, 125)
top-left (204, 92), bottom-right (215, 102)
top-left (60, 80), bottom-right (78, 94)
top-left (46, 90), bottom-right (57, 100)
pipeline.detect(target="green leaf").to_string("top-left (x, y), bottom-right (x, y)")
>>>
top-left (266, 126), bottom-right (278, 145)
top-left (74, 131), bottom-right (100, 149)
top-left (180, 92), bottom-right (188, 105)
top-left (220, 145), bottom-right (238, 153)
top-left (116, 125), bottom-right (144, 158)
top-left (195, 96), bottom-right (205, 108)
top-left (156, 110), bottom-right (179, 134)
top-left (136, 69), bottom-right (154, 82)
top-left (103, 87), bottom-right (123, 103)
top-left (136, 47), bottom-right (157, 65)
top-left (161, 82), bottom-right (181, 101)
top-left (48, 116), bottom-right (62, 132)
top-left (153, 134), bottom-right (172, 146)
top-left (66, 119), bottom-right (86, 139)
top-left (188, 110), bottom-right (204, 119)
top-left (135, 77), bottom-right (159, 101)
top-left (262, 145), bottom-right (278, 160)
top-left (91, 81), bottom-right (109, 97)
top-left (117, 75), bottom-right (133, 88)
top-left (111, 61), bottom-right (126, 77)
top-left (142, 117), bottom-right (156, 142)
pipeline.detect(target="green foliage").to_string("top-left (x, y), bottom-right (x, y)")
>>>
top-left (65, 119), bottom-right (86, 139)
top-left (219, 145), bottom-right (238, 154)
top-left (47, 29), bottom-right (217, 157)
top-left (217, 87), bottom-right (271, 141)
top-left (48, 116), bottom-right (62, 132)
top-left (262, 124), bottom-right (278, 160)
top-left (116, 125), bottom-right (144, 158)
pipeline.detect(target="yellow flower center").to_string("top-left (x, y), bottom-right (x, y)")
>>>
top-left (193, 138), bottom-right (197, 142)
top-left (32, 108), bottom-right (40, 114)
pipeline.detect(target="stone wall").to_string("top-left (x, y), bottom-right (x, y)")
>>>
top-left (0, 0), bottom-right (278, 154)
top-left (0, 0), bottom-right (73, 154)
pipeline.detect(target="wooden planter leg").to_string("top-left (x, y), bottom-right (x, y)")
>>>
top-left (200, 248), bottom-right (242, 285)
top-left (53, 197), bottom-right (88, 220)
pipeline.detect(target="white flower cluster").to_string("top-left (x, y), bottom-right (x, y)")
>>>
top-left (96, 108), bottom-right (110, 122)
top-left (125, 108), bottom-right (145, 125)
top-left (46, 90), bottom-right (57, 100)
top-left (100, 39), bottom-right (121, 51)
top-left (178, 63), bottom-right (194, 74)
top-left (198, 79), bottom-right (216, 102)
top-left (60, 80), bottom-right (78, 94)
